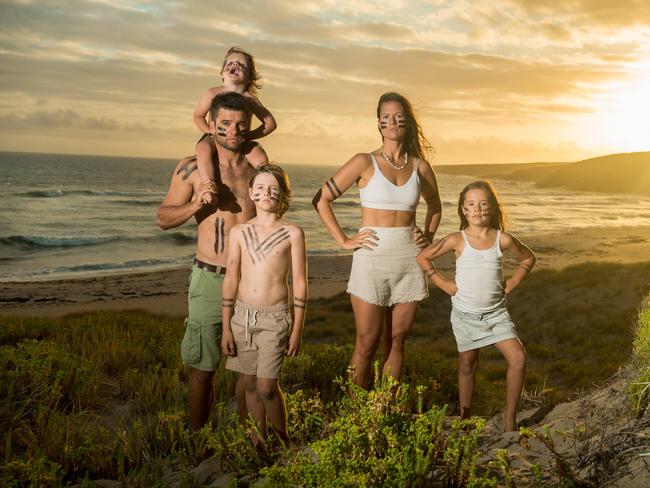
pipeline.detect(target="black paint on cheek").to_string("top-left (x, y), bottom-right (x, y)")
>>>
top-left (216, 126), bottom-right (227, 136)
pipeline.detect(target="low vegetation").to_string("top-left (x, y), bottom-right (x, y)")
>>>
top-left (1, 263), bottom-right (648, 486)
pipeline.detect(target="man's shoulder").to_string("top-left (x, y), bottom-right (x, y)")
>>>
top-left (173, 155), bottom-right (199, 181)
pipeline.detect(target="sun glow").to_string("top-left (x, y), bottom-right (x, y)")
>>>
top-left (589, 73), bottom-right (650, 152)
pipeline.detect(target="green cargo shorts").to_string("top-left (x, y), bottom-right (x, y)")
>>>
top-left (180, 265), bottom-right (224, 371)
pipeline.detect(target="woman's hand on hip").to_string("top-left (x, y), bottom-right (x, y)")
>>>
top-left (342, 229), bottom-right (378, 251)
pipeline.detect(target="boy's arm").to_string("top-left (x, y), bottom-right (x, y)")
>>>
top-left (416, 234), bottom-right (459, 296)
top-left (501, 233), bottom-right (536, 295)
top-left (157, 158), bottom-right (215, 230)
top-left (243, 94), bottom-right (277, 141)
top-left (221, 229), bottom-right (243, 356)
top-left (419, 160), bottom-right (443, 244)
top-left (193, 88), bottom-right (221, 134)
top-left (287, 227), bottom-right (307, 357)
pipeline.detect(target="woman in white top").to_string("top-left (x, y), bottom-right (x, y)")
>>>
top-left (313, 92), bottom-right (442, 388)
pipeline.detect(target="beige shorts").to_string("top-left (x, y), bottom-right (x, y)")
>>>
top-left (225, 300), bottom-right (291, 379)
top-left (346, 226), bottom-right (428, 306)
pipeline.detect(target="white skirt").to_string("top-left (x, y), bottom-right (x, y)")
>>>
top-left (346, 226), bottom-right (428, 307)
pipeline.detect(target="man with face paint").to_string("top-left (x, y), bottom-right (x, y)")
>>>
top-left (157, 91), bottom-right (267, 430)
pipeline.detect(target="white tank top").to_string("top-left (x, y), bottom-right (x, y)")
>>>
top-left (358, 153), bottom-right (420, 211)
top-left (451, 230), bottom-right (505, 313)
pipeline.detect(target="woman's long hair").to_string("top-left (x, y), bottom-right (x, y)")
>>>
top-left (376, 92), bottom-right (433, 161)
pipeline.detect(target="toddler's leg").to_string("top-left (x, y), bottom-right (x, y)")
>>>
top-left (242, 374), bottom-right (266, 442)
top-left (494, 339), bottom-right (527, 432)
top-left (458, 349), bottom-right (480, 420)
top-left (256, 377), bottom-right (293, 446)
top-left (196, 138), bottom-right (216, 204)
top-left (243, 142), bottom-right (268, 168)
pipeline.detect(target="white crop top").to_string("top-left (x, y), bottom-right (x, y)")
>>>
top-left (358, 153), bottom-right (421, 211)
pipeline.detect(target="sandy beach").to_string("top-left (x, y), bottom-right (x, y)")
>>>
top-left (2, 225), bottom-right (650, 317)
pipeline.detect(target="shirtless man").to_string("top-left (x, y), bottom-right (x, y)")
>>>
top-left (157, 91), bottom-right (267, 430)
top-left (221, 164), bottom-right (307, 445)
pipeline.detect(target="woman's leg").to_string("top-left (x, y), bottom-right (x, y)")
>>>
top-left (458, 349), bottom-right (480, 420)
top-left (382, 302), bottom-right (418, 380)
top-left (494, 338), bottom-right (527, 432)
top-left (350, 295), bottom-right (385, 388)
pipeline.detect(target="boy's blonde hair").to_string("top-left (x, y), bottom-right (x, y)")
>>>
top-left (221, 46), bottom-right (262, 95)
top-left (250, 164), bottom-right (292, 217)
top-left (458, 180), bottom-right (507, 231)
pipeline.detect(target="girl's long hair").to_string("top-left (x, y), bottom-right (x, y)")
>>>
top-left (376, 92), bottom-right (433, 161)
top-left (458, 180), bottom-right (507, 231)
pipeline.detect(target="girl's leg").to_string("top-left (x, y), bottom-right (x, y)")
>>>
top-left (242, 373), bottom-right (266, 441)
top-left (493, 339), bottom-right (527, 432)
top-left (458, 349), bottom-right (480, 420)
top-left (256, 378), bottom-right (293, 446)
top-left (196, 138), bottom-right (216, 203)
top-left (350, 295), bottom-right (385, 388)
top-left (382, 302), bottom-right (418, 380)
top-left (243, 142), bottom-right (268, 168)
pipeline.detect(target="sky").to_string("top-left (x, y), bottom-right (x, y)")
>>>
top-left (1, 0), bottom-right (650, 165)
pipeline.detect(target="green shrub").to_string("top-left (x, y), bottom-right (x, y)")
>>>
top-left (628, 293), bottom-right (650, 415)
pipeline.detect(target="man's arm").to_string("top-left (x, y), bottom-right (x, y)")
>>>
top-left (156, 157), bottom-right (214, 230)
top-left (287, 226), bottom-right (307, 357)
top-left (221, 229), bottom-right (243, 356)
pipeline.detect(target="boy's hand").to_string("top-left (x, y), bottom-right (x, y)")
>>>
top-left (221, 329), bottom-right (236, 356)
top-left (286, 329), bottom-right (302, 357)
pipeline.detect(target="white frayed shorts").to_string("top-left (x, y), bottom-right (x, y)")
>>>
top-left (346, 226), bottom-right (428, 307)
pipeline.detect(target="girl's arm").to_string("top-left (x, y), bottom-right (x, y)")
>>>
top-left (244, 94), bottom-right (277, 141)
top-left (312, 153), bottom-right (378, 250)
top-left (221, 229), bottom-right (243, 356)
top-left (287, 226), bottom-right (307, 357)
top-left (500, 232), bottom-right (536, 295)
top-left (193, 87), bottom-right (222, 134)
top-left (418, 160), bottom-right (443, 243)
top-left (416, 234), bottom-right (460, 296)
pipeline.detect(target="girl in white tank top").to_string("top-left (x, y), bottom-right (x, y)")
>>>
top-left (415, 180), bottom-right (536, 432)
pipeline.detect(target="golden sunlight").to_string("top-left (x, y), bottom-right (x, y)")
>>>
top-left (592, 73), bottom-right (650, 151)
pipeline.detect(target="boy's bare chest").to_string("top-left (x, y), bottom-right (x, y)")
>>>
top-left (241, 225), bottom-right (291, 265)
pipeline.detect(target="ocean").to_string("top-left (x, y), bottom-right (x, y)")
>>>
top-left (2, 151), bottom-right (650, 282)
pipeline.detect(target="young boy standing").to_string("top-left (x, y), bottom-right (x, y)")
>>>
top-left (221, 164), bottom-right (307, 445)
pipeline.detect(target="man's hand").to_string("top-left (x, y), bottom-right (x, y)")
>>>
top-left (197, 179), bottom-right (218, 206)
top-left (221, 328), bottom-right (236, 356)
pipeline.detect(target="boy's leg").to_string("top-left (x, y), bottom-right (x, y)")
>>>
top-left (382, 302), bottom-right (418, 380)
top-left (235, 374), bottom-right (247, 424)
top-left (458, 349), bottom-right (480, 420)
top-left (494, 339), bottom-right (527, 432)
top-left (350, 296), bottom-right (385, 388)
top-left (242, 373), bottom-right (267, 440)
top-left (256, 377), bottom-right (292, 445)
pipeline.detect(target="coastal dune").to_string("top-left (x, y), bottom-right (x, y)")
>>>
top-left (437, 151), bottom-right (650, 195)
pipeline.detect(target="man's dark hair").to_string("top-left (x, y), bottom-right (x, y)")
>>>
top-left (209, 92), bottom-right (250, 122)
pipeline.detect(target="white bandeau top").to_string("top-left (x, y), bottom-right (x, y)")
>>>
top-left (358, 153), bottom-right (420, 211)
